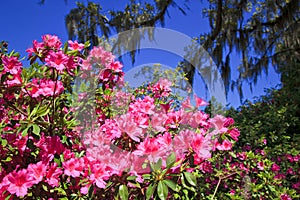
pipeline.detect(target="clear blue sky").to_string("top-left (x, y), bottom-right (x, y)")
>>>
top-left (0, 0), bottom-right (281, 108)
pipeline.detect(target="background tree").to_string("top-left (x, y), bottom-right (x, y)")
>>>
top-left (62, 0), bottom-right (299, 100)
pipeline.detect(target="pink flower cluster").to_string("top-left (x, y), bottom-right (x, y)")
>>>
top-left (81, 87), bottom-right (239, 181)
top-left (0, 35), bottom-right (267, 199)
top-left (25, 78), bottom-right (64, 97)
top-left (0, 161), bottom-right (62, 197)
top-left (26, 34), bottom-right (84, 75)
top-left (1, 55), bottom-right (23, 87)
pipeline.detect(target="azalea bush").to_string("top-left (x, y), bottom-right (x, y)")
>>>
top-left (0, 35), bottom-right (238, 199)
top-left (0, 35), bottom-right (298, 200)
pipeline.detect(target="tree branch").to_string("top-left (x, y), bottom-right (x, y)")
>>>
top-left (203, 0), bottom-right (223, 48)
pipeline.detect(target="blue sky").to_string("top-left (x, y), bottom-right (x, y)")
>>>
top-left (0, 0), bottom-right (281, 108)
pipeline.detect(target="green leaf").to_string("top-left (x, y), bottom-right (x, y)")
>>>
top-left (157, 181), bottom-right (168, 200)
top-left (166, 152), bottom-right (176, 168)
top-left (163, 179), bottom-right (177, 192)
top-left (119, 184), bottom-right (129, 200)
top-left (5, 194), bottom-right (12, 200)
top-left (37, 105), bottom-right (50, 117)
top-left (28, 106), bottom-right (39, 119)
top-left (21, 126), bottom-right (31, 137)
top-left (42, 184), bottom-right (48, 191)
top-left (127, 176), bottom-right (137, 181)
top-left (152, 158), bottom-right (162, 171)
top-left (183, 172), bottom-right (197, 187)
top-left (32, 124), bottom-right (40, 135)
top-left (146, 183), bottom-right (155, 200)
top-left (84, 40), bottom-right (91, 48)
top-left (143, 174), bottom-right (152, 180)
top-left (63, 41), bottom-right (69, 53)
top-left (1, 139), bottom-right (7, 147)
top-left (54, 187), bottom-right (67, 196)
top-left (104, 89), bottom-right (112, 95)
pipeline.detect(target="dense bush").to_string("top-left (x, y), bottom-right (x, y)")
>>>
top-left (0, 35), bottom-right (299, 200)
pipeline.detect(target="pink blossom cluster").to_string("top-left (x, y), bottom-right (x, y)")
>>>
top-left (80, 81), bottom-right (240, 183)
top-left (25, 78), bottom-right (64, 97)
top-left (0, 35), bottom-right (240, 198)
top-left (198, 142), bottom-right (300, 198)
top-left (1, 55), bottom-right (23, 87)
top-left (26, 34), bottom-right (84, 75)
top-left (1, 35), bottom-right (298, 199)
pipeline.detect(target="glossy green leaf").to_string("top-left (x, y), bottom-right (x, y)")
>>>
top-left (32, 124), bottom-right (40, 135)
top-left (119, 184), bottom-right (129, 200)
top-left (152, 158), bottom-right (162, 171)
top-left (1, 139), bottom-right (7, 147)
top-left (157, 181), bottom-right (168, 200)
top-left (183, 172), bottom-right (197, 187)
top-left (163, 179), bottom-right (177, 192)
top-left (166, 152), bottom-right (176, 168)
top-left (21, 126), bottom-right (30, 137)
top-left (146, 183), bottom-right (155, 200)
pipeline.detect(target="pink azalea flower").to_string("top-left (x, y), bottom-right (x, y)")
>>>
top-left (27, 161), bottom-right (47, 184)
top-left (107, 61), bottom-right (123, 72)
top-left (65, 56), bottom-right (78, 74)
top-left (116, 113), bottom-right (143, 142)
top-left (4, 169), bottom-right (34, 197)
top-left (182, 96), bottom-right (193, 109)
top-left (46, 163), bottom-right (63, 187)
top-left (157, 132), bottom-right (172, 147)
top-left (4, 74), bottom-right (22, 87)
top-left (132, 112), bottom-right (149, 129)
top-left (271, 163), bottom-right (280, 172)
top-left (191, 133), bottom-right (212, 160)
top-left (68, 40), bottom-right (85, 51)
top-left (89, 163), bottom-right (110, 189)
top-left (257, 161), bottom-right (264, 170)
top-left (106, 151), bottom-right (131, 176)
top-left (63, 158), bottom-right (84, 178)
top-left (156, 78), bottom-right (172, 91)
top-left (100, 119), bottom-right (122, 140)
top-left (224, 117), bottom-right (234, 127)
top-left (280, 194), bottom-right (292, 200)
top-left (134, 137), bottom-right (161, 159)
top-left (99, 69), bottom-right (113, 81)
top-left (129, 96), bottom-right (155, 115)
top-left (35, 135), bottom-right (65, 156)
top-left (2, 55), bottom-right (22, 75)
top-left (45, 50), bottom-right (69, 72)
top-left (89, 46), bottom-right (115, 66)
top-left (173, 130), bottom-right (194, 158)
top-left (237, 152), bottom-right (247, 160)
top-left (80, 183), bottom-right (92, 195)
top-left (26, 40), bottom-right (44, 57)
top-left (216, 140), bottom-right (232, 151)
top-left (194, 94), bottom-right (209, 107)
top-left (209, 115), bottom-right (228, 133)
top-left (42, 34), bottom-right (62, 49)
top-left (189, 111), bottom-right (209, 129)
top-left (13, 133), bottom-right (28, 153)
top-left (229, 128), bottom-right (240, 141)
top-left (151, 112), bottom-right (168, 132)
top-left (152, 78), bottom-right (172, 97)
top-left (263, 138), bottom-right (267, 145)
top-left (80, 58), bottom-right (92, 70)
top-left (200, 161), bottom-right (213, 173)
top-left (274, 174), bottom-right (286, 180)
top-left (30, 79), bottom-right (64, 97)
top-left (165, 110), bottom-right (182, 128)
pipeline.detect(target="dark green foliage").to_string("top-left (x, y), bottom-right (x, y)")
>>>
top-left (227, 59), bottom-right (300, 152)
